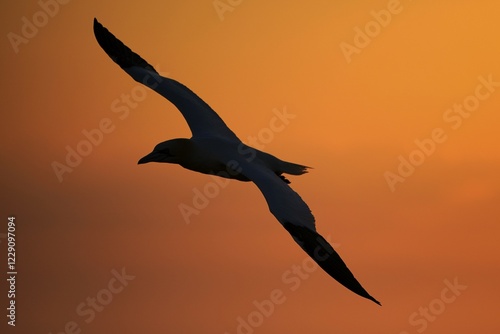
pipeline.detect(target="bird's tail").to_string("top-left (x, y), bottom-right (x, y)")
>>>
top-left (280, 160), bottom-right (310, 175)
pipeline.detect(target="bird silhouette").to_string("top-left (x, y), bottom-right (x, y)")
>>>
top-left (93, 18), bottom-right (380, 306)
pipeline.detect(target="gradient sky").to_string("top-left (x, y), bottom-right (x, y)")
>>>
top-left (1, 1), bottom-right (500, 333)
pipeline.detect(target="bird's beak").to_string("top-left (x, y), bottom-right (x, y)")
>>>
top-left (137, 152), bottom-right (159, 164)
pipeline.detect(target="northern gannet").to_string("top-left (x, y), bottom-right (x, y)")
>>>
top-left (93, 18), bottom-right (380, 305)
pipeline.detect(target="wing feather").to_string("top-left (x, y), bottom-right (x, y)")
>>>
top-left (93, 18), bottom-right (239, 140)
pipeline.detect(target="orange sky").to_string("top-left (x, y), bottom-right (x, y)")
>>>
top-left (1, 1), bottom-right (500, 333)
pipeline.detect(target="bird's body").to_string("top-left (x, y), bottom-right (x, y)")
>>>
top-left (93, 18), bottom-right (381, 305)
top-left (139, 136), bottom-right (309, 183)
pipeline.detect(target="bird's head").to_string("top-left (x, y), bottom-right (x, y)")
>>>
top-left (138, 138), bottom-right (192, 165)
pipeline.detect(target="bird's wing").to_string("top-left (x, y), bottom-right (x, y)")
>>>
top-left (93, 18), bottom-right (239, 140)
top-left (283, 223), bottom-right (381, 305)
top-left (231, 155), bottom-right (380, 305)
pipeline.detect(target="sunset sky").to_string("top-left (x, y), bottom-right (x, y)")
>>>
top-left (1, 1), bottom-right (500, 333)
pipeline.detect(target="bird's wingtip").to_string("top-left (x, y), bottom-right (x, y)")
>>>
top-left (283, 222), bottom-right (381, 306)
top-left (93, 18), bottom-right (159, 74)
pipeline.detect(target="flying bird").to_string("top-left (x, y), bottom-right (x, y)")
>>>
top-left (93, 18), bottom-right (380, 306)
